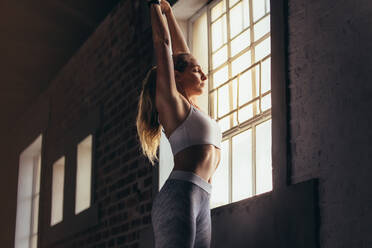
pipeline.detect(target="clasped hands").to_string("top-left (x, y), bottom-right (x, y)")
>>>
top-left (147, 0), bottom-right (171, 14)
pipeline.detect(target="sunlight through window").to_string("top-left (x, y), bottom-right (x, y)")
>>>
top-left (189, 0), bottom-right (272, 208)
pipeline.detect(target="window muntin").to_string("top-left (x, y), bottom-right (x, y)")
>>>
top-left (190, 0), bottom-right (272, 208)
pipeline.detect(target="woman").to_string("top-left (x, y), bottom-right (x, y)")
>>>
top-left (136, 0), bottom-right (222, 247)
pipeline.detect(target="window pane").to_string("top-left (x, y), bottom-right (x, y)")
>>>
top-left (210, 91), bottom-right (218, 119)
top-left (252, 0), bottom-right (266, 22)
top-left (261, 57), bottom-right (271, 93)
top-left (243, 0), bottom-right (250, 28)
top-left (238, 102), bottom-right (255, 123)
top-left (229, 0), bottom-right (239, 8)
top-left (231, 50), bottom-right (251, 77)
top-left (266, 0), bottom-right (270, 12)
top-left (35, 154), bottom-right (41, 193)
top-left (232, 111), bottom-right (239, 127)
top-left (232, 129), bottom-right (252, 201)
top-left (254, 63), bottom-right (260, 97)
top-left (253, 14), bottom-right (270, 41)
top-left (75, 135), bottom-right (93, 214)
top-left (261, 93), bottom-right (271, 111)
top-left (211, 140), bottom-right (229, 208)
top-left (31, 194), bottom-right (39, 234)
top-left (218, 84), bottom-right (230, 117)
top-left (51, 156), bottom-right (65, 226)
top-left (231, 28), bottom-right (251, 57)
top-left (238, 69), bottom-right (253, 106)
top-left (218, 114), bottom-right (232, 133)
top-left (254, 36), bottom-right (270, 62)
top-left (211, 15), bottom-right (227, 51)
top-left (192, 12), bottom-right (209, 80)
top-left (232, 78), bottom-right (238, 110)
top-left (229, 2), bottom-right (243, 38)
top-left (212, 45), bottom-right (228, 69)
top-left (211, 0), bottom-right (226, 22)
top-left (212, 65), bottom-right (228, 88)
top-left (30, 234), bottom-right (38, 248)
top-left (256, 119), bottom-right (272, 194)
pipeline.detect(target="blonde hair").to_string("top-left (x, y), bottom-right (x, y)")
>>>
top-left (136, 53), bottom-right (192, 166)
top-left (136, 66), bottom-right (161, 166)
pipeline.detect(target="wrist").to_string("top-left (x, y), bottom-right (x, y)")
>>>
top-left (164, 7), bottom-right (172, 15)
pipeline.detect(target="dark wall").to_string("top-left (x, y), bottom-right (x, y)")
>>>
top-left (0, 0), bottom-right (371, 247)
top-left (0, 0), bottom-right (155, 247)
top-left (288, 0), bottom-right (372, 246)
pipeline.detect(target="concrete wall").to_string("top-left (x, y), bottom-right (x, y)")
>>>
top-left (288, 0), bottom-right (372, 246)
top-left (0, 0), bottom-right (371, 247)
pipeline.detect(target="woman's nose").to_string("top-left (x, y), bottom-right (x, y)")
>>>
top-left (201, 72), bottom-right (207, 81)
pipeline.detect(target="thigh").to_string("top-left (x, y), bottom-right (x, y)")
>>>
top-left (151, 180), bottom-right (201, 248)
top-left (195, 193), bottom-right (212, 248)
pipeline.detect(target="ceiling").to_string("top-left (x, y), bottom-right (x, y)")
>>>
top-left (0, 0), bottom-right (121, 136)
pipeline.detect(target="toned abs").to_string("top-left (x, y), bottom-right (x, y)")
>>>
top-left (172, 144), bottom-right (221, 182)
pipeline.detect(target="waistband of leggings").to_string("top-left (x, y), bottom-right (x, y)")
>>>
top-left (168, 170), bottom-right (212, 194)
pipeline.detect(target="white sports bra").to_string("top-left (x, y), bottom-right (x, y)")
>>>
top-left (159, 104), bottom-right (222, 156)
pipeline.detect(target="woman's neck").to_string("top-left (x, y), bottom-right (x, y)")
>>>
top-left (179, 89), bottom-right (199, 109)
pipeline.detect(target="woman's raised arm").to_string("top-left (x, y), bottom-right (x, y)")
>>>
top-left (149, 1), bottom-right (179, 107)
top-left (161, 0), bottom-right (191, 55)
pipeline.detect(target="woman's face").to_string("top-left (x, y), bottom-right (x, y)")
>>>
top-left (175, 56), bottom-right (208, 96)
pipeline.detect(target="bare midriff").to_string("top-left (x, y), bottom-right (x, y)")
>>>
top-left (171, 144), bottom-right (221, 183)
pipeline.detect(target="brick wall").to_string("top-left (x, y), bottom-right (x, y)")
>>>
top-left (43, 1), bottom-right (157, 246)
top-left (3, 0), bottom-right (158, 247)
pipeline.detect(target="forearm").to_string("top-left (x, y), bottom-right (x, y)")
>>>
top-left (150, 4), bottom-right (171, 44)
top-left (164, 8), bottom-right (190, 54)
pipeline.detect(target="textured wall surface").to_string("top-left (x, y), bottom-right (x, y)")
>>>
top-left (288, 0), bottom-right (372, 246)
top-left (1, 0), bottom-right (156, 247)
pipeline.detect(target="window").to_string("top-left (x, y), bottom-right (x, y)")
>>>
top-left (190, 0), bottom-right (272, 208)
top-left (75, 134), bottom-right (93, 214)
top-left (15, 134), bottom-right (42, 248)
top-left (51, 156), bottom-right (65, 226)
top-left (45, 106), bottom-right (101, 245)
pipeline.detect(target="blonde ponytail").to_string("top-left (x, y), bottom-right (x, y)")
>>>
top-left (136, 66), bottom-right (162, 166)
top-left (136, 53), bottom-right (192, 166)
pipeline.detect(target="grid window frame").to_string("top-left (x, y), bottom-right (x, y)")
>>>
top-left (189, 0), bottom-right (272, 207)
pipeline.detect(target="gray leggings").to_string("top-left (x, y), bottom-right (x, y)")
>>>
top-left (151, 170), bottom-right (212, 248)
